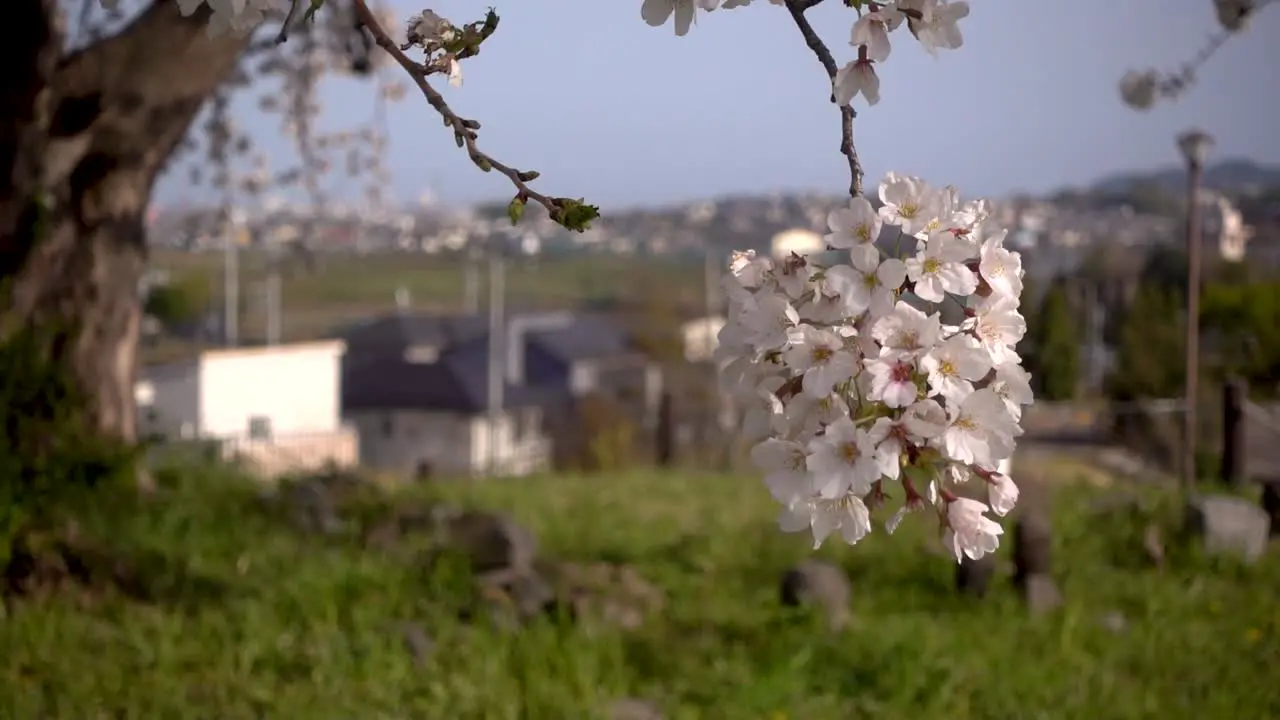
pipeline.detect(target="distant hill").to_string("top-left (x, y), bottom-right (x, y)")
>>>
top-left (1088, 158), bottom-right (1280, 195)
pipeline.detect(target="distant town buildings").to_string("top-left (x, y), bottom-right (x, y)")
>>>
top-left (145, 174), bottom-right (1275, 283)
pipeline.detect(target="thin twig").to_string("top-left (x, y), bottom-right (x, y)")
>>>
top-left (784, 0), bottom-right (863, 198)
top-left (1156, 0), bottom-right (1276, 101)
top-left (349, 0), bottom-right (559, 216)
top-left (275, 0), bottom-right (303, 43)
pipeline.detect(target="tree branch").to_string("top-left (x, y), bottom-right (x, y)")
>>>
top-left (784, 0), bottom-right (862, 198)
top-left (50, 0), bottom-right (255, 195)
top-left (348, 0), bottom-right (567, 222)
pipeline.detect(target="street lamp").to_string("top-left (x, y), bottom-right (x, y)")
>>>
top-left (1177, 128), bottom-right (1214, 490)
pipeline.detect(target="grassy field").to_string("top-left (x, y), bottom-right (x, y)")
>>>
top-left (151, 249), bottom-right (707, 346)
top-left (3, 462), bottom-right (1278, 719)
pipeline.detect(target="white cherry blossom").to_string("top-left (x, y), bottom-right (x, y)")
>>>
top-left (903, 398), bottom-right (949, 439)
top-left (920, 333), bottom-right (991, 404)
top-left (809, 491), bottom-right (873, 548)
top-left (739, 293), bottom-right (799, 350)
top-left (751, 438), bottom-right (811, 505)
top-left (741, 375), bottom-right (787, 442)
top-left (806, 417), bottom-right (881, 498)
top-left (774, 254), bottom-right (814, 299)
top-left (879, 172), bottom-right (942, 237)
top-left (941, 387), bottom-right (1013, 467)
top-left (905, 231), bottom-right (978, 303)
top-left (912, 0), bottom-right (971, 54)
top-left (729, 250), bottom-right (772, 288)
top-left (871, 301), bottom-right (942, 355)
top-left (969, 293), bottom-right (1027, 364)
top-left (943, 497), bottom-right (1003, 561)
top-left (985, 473), bottom-right (1019, 517)
top-left (990, 360), bottom-right (1034, 421)
top-left (978, 231), bottom-right (1024, 299)
top-left (865, 350), bottom-right (920, 409)
top-left (827, 252), bottom-right (906, 319)
top-left (641, 0), bottom-right (715, 36)
top-left (852, 5), bottom-right (904, 62)
top-left (784, 325), bottom-right (859, 398)
top-left (782, 392), bottom-right (850, 439)
top-left (824, 196), bottom-right (883, 268)
top-left (833, 59), bottom-right (880, 107)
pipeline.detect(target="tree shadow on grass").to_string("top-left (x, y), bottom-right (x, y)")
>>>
top-left (3, 531), bottom-right (235, 614)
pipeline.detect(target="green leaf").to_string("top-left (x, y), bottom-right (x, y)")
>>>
top-left (451, 8), bottom-right (501, 59)
top-left (507, 196), bottom-right (526, 226)
top-left (302, 0), bottom-right (325, 24)
top-left (551, 198), bottom-right (601, 233)
top-left (481, 8), bottom-right (500, 36)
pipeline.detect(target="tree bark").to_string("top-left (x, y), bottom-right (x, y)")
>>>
top-left (1, 0), bottom-right (252, 481)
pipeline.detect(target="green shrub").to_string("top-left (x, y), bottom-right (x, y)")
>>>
top-left (0, 323), bottom-right (138, 565)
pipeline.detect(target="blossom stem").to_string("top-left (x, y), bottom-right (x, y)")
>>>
top-left (782, 0), bottom-right (863, 198)
top-left (901, 475), bottom-right (923, 504)
top-left (349, 0), bottom-right (561, 218)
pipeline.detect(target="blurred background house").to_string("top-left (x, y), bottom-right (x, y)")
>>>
top-left (136, 340), bottom-right (357, 478)
top-left (334, 310), bottom-right (663, 478)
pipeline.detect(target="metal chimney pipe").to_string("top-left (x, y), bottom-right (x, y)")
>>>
top-left (506, 311), bottom-right (574, 385)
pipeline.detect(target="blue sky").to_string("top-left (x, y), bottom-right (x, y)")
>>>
top-left (156, 0), bottom-right (1280, 211)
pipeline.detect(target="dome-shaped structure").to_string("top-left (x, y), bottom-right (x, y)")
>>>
top-left (770, 228), bottom-right (823, 259)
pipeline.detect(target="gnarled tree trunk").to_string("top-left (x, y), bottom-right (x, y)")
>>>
top-left (1, 0), bottom-right (252, 484)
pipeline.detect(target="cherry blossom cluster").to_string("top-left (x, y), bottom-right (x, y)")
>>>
top-left (716, 173), bottom-right (1034, 561)
top-left (641, 0), bottom-right (970, 106)
top-left (403, 10), bottom-right (466, 88)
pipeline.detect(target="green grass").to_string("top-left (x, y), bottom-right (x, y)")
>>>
top-left (3, 464), bottom-right (1278, 719)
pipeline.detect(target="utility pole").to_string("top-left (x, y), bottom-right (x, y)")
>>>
top-left (1089, 282), bottom-right (1107, 393)
top-left (485, 238), bottom-right (506, 477)
top-left (223, 210), bottom-right (239, 347)
top-left (704, 241), bottom-right (718, 323)
top-left (464, 242), bottom-right (481, 313)
top-left (703, 240), bottom-right (724, 466)
top-left (1177, 129), bottom-right (1213, 490)
top-left (265, 247), bottom-right (281, 346)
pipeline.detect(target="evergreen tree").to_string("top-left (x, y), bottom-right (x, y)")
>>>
top-left (1108, 284), bottom-right (1185, 401)
top-left (1026, 280), bottom-right (1080, 401)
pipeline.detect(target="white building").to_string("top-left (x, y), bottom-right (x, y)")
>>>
top-left (681, 315), bottom-right (726, 363)
top-left (1200, 190), bottom-right (1253, 262)
top-left (136, 340), bottom-right (358, 477)
top-left (770, 228), bottom-right (824, 259)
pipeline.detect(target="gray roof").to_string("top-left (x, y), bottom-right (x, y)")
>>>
top-left (336, 311), bottom-right (637, 414)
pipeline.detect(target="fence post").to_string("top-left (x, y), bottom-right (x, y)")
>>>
top-left (1221, 378), bottom-right (1247, 487)
top-left (655, 390), bottom-right (675, 467)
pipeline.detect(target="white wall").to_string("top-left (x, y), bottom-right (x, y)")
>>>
top-left (471, 406), bottom-right (547, 476)
top-left (348, 409), bottom-right (474, 476)
top-left (352, 406), bottom-right (548, 478)
top-left (198, 341), bottom-right (344, 439)
top-left (682, 316), bottom-right (726, 363)
top-left (137, 361), bottom-right (200, 440)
